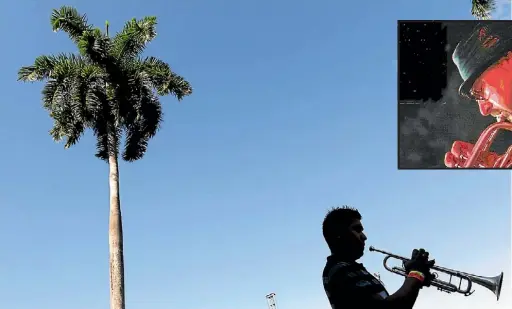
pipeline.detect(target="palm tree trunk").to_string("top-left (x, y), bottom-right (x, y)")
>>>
top-left (109, 153), bottom-right (126, 309)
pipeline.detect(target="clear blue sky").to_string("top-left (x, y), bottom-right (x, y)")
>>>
top-left (0, 1), bottom-right (510, 309)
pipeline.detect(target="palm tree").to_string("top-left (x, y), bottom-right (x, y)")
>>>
top-left (17, 6), bottom-right (192, 309)
top-left (471, 0), bottom-right (496, 19)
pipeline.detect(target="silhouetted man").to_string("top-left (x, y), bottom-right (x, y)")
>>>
top-left (322, 206), bottom-right (434, 309)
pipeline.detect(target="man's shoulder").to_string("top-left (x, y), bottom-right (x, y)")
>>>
top-left (323, 258), bottom-right (388, 296)
top-left (323, 257), bottom-right (360, 283)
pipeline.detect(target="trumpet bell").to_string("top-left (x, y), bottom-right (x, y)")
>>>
top-left (466, 271), bottom-right (504, 300)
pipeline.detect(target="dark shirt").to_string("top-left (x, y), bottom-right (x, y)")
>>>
top-left (322, 254), bottom-right (389, 309)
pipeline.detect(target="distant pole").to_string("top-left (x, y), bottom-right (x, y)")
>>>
top-left (266, 293), bottom-right (277, 309)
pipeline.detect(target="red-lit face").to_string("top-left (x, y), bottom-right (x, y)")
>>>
top-left (470, 51), bottom-right (512, 121)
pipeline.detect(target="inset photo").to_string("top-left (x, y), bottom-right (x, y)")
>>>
top-left (398, 20), bottom-right (512, 169)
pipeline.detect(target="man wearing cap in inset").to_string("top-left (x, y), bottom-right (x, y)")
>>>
top-left (446, 22), bottom-right (512, 168)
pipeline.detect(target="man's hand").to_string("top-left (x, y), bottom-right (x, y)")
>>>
top-left (422, 270), bottom-right (435, 287)
top-left (403, 248), bottom-right (435, 286)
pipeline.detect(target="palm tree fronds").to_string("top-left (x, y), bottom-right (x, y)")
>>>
top-left (87, 88), bottom-right (110, 160)
top-left (76, 28), bottom-right (114, 67)
top-left (46, 83), bottom-right (86, 148)
top-left (164, 72), bottom-right (192, 100)
top-left (41, 80), bottom-right (61, 110)
top-left (33, 56), bottom-right (106, 149)
top-left (122, 87), bottom-right (162, 161)
top-left (93, 127), bottom-right (110, 160)
top-left (18, 53), bottom-right (91, 82)
top-left (472, 0), bottom-right (496, 19)
top-left (139, 56), bottom-right (192, 99)
top-left (122, 125), bottom-right (149, 161)
top-left (112, 16), bottom-right (157, 60)
top-left (18, 55), bottom-right (59, 82)
top-left (51, 6), bottom-right (92, 42)
top-left (63, 120), bottom-right (86, 148)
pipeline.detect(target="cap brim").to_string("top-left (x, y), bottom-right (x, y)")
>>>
top-left (458, 42), bottom-right (512, 99)
top-left (458, 57), bottom-right (497, 99)
top-left (458, 76), bottom-right (476, 99)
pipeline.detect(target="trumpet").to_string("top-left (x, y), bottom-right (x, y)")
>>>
top-left (369, 246), bottom-right (504, 300)
top-left (445, 121), bottom-right (512, 168)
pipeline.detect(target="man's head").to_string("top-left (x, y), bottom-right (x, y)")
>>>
top-left (453, 22), bottom-right (512, 121)
top-left (322, 206), bottom-right (366, 260)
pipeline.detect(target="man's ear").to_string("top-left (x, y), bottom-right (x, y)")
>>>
top-left (337, 228), bottom-right (349, 238)
top-left (336, 233), bottom-right (347, 242)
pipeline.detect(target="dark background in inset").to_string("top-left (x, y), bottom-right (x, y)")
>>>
top-left (398, 20), bottom-right (512, 169)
